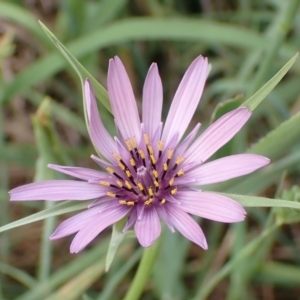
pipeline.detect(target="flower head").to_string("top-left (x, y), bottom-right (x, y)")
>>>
top-left (9, 56), bottom-right (270, 253)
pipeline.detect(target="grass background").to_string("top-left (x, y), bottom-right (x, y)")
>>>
top-left (1, 0), bottom-right (300, 299)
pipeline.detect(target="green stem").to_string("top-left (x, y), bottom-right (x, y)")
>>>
top-left (248, 0), bottom-right (300, 96)
top-left (123, 239), bottom-right (161, 300)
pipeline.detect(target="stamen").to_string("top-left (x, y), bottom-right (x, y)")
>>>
top-left (148, 187), bottom-right (154, 197)
top-left (157, 141), bottom-right (164, 157)
top-left (160, 198), bottom-right (166, 204)
top-left (168, 149), bottom-right (173, 160)
top-left (118, 162), bottom-right (126, 170)
top-left (144, 133), bottom-right (149, 145)
top-left (147, 145), bottom-right (154, 155)
top-left (106, 167), bottom-right (123, 179)
top-left (125, 140), bottom-right (132, 151)
top-left (173, 156), bottom-right (184, 170)
top-left (170, 187), bottom-right (177, 195)
top-left (99, 181), bottom-right (110, 187)
top-left (153, 180), bottom-right (159, 187)
top-left (113, 153), bottom-right (122, 161)
top-left (137, 182), bottom-right (144, 191)
top-left (150, 154), bottom-right (156, 165)
top-left (163, 163), bottom-right (168, 171)
top-left (107, 192), bottom-right (117, 198)
top-left (125, 169), bottom-right (132, 178)
top-left (127, 201), bottom-right (135, 206)
top-left (169, 177), bottom-right (175, 186)
top-left (153, 169), bottom-right (158, 179)
top-left (176, 169), bottom-right (184, 177)
top-left (119, 200), bottom-right (127, 205)
top-left (138, 149), bottom-right (146, 166)
top-left (125, 181), bottom-right (132, 190)
top-left (145, 198), bottom-right (153, 205)
top-left (106, 167), bottom-right (114, 174)
top-left (130, 158), bottom-right (136, 167)
top-left (130, 138), bottom-right (137, 149)
top-left (116, 180), bottom-right (123, 187)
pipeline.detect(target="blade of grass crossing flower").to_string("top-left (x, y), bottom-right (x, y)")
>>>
top-left (249, 110), bottom-right (300, 160)
top-left (241, 53), bottom-right (298, 111)
top-left (220, 193), bottom-right (300, 209)
top-left (106, 218), bottom-right (135, 271)
top-left (39, 21), bottom-right (111, 116)
top-left (0, 201), bottom-right (88, 233)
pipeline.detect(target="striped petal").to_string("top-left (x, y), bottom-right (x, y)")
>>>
top-left (162, 56), bottom-right (208, 146)
top-left (134, 207), bottom-right (161, 247)
top-left (48, 164), bottom-right (108, 181)
top-left (50, 206), bottom-right (107, 239)
top-left (142, 63), bottom-right (163, 141)
top-left (70, 204), bottom-right (130, 253)
top-left (179, 154), bottom-right (269, 185)
top-left (177, 191), bottom-right (246, 223)
top-left (9, 180), bottom-right (105, 201)
top-left (166, 204), bottom-right (208, 249)
top-left (107, 57), bottom-right (141, 141)
top-left (84, 80), bottom-right (117, 162)
top-left (184, 107), bottom-right (252, 167)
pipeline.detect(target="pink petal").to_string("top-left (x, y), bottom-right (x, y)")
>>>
top-left (180, 154), bottom-right (270, 185)
top-left (184, 107), bottom-right (252, 166)
top-left (162, 56), bottom-right (208, 146)
top-left (142, 63), bottom-right (163, 141)
top-left (107, 57), bottom-right (141, 141)
top-left (177, 190), bottom-right (246, 223)
top-left (134, 207), bottom-right (161, 247)
top-left (175, 123), bottom-right (201, 157)
top-left (9, 180), bottom-right (105, 201)
top-left (84, 80), bottom-right (117, 162)
top-left (50, 206), bottom-right (106, 239)
top-left (70, 204), bottom-right (130, 253)
top-left (166, 204), bottom-right (208, 249)
top-left (48, 164), bottom-right (108, 181)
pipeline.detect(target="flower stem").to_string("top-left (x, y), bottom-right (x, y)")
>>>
top-left (123, 239), bottom-right (161, 300)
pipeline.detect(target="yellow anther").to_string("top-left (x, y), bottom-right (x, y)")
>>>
top-left (177, 169), bottom-right (184, 177)
top-left (125, 140), bottom-right (132, 151)
top-left (160, 198), bottom-right (166, 204)
top-left (168, 149), bottom-right (173, 160)
top-left (153, 169), bottom-right (158, 178)
top-left (138, 149), bottom-right (145, 159)
top-left (176, 156), bottom-right (184, 165)
top-left (119, 200), bottom-right (127, 205)
top-left (118, 162), bottom-right (126, 170)
top-left (144, 133), bottom-right (149, 145)
top-left (125, 181), bottom-right (132, 189)
top-left (137, 182), bottom-right (144, 191)
top-left (147, 145), bottom-right (154, 155)
top-left (148, 187), bottom-right (154, 197)
top-left (127, 201), bottom-right (135, 206)
top-left (125, 169), bottom-right (132, 177)
top-left (130, 138), bottom-right (137, 149)
top-left (99, 181), bottom-right (110, 187)
top-left (163, 162), bottom-right (168, 171)
top-left (157, 141), bottom-right (164, 151)
top-left (170, 187), bottom-right (177, 195)
top-left (169, 177), bottom-right (175, 186)
top-left (116, 180), bottom-right (123, 187)
top-left (150, 154), bottom-right (156, 165)
top-left (130, 158), bottom-right (136, 166)
top-left (153, 180), bottom-right (159, 187)
top-left (107, 192), bottom-right (116, 198)
top-left (106, 167), bottom-right (114, 174)
top-left (145, 198), bottom-right (153, 205)
top-left (113, 153), bottom-right (122, 161)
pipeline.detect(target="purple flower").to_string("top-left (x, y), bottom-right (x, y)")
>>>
top-left (9, 56), bottom-right (270, 253)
